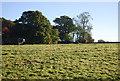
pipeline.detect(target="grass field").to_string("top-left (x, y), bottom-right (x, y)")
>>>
top-left (1, 43), bottom-right (120, 80)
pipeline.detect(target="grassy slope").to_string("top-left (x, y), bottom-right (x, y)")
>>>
top-left (2, 43), bottom-right (120, 79)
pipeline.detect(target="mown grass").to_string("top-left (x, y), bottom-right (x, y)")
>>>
top-left (1, 43), bottom-right (120, 80)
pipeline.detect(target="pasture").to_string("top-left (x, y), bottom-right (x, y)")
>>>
top-left (1, 43), bottom-right (120, 80)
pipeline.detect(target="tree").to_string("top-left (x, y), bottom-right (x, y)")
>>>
top-left (53, 15), bottom-right (76, 43)
top-left (2, 18), bottom-right (15, 28)
top-left (10, 23), bottom-right (34, 43)
top-left (73, 12), bottom-right (93, 43)
top-left (1, 18), bottom-right (16, 44)
top-left (51, 29), bottom-right (60, 44)
top-left (15, 10), bottom-right (59, 44)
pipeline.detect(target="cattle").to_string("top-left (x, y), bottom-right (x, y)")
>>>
top-left (18, 38), bottom-right (25, 45)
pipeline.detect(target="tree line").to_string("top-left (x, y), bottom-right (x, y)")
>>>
top-left (1, 10), bottom-right (94, 44)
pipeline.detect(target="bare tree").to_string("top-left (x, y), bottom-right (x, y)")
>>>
top-left (73, 12), bottom-right (93, 43)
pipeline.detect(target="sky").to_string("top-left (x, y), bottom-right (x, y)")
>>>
top-left (1, 2), bottom-right (118, 42)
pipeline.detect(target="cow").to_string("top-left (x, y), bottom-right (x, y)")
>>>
top-left (18, 38), bottom-right (25, 45)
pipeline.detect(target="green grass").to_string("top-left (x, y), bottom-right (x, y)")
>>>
top-left (1, 43), bottom-right (120, 80)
